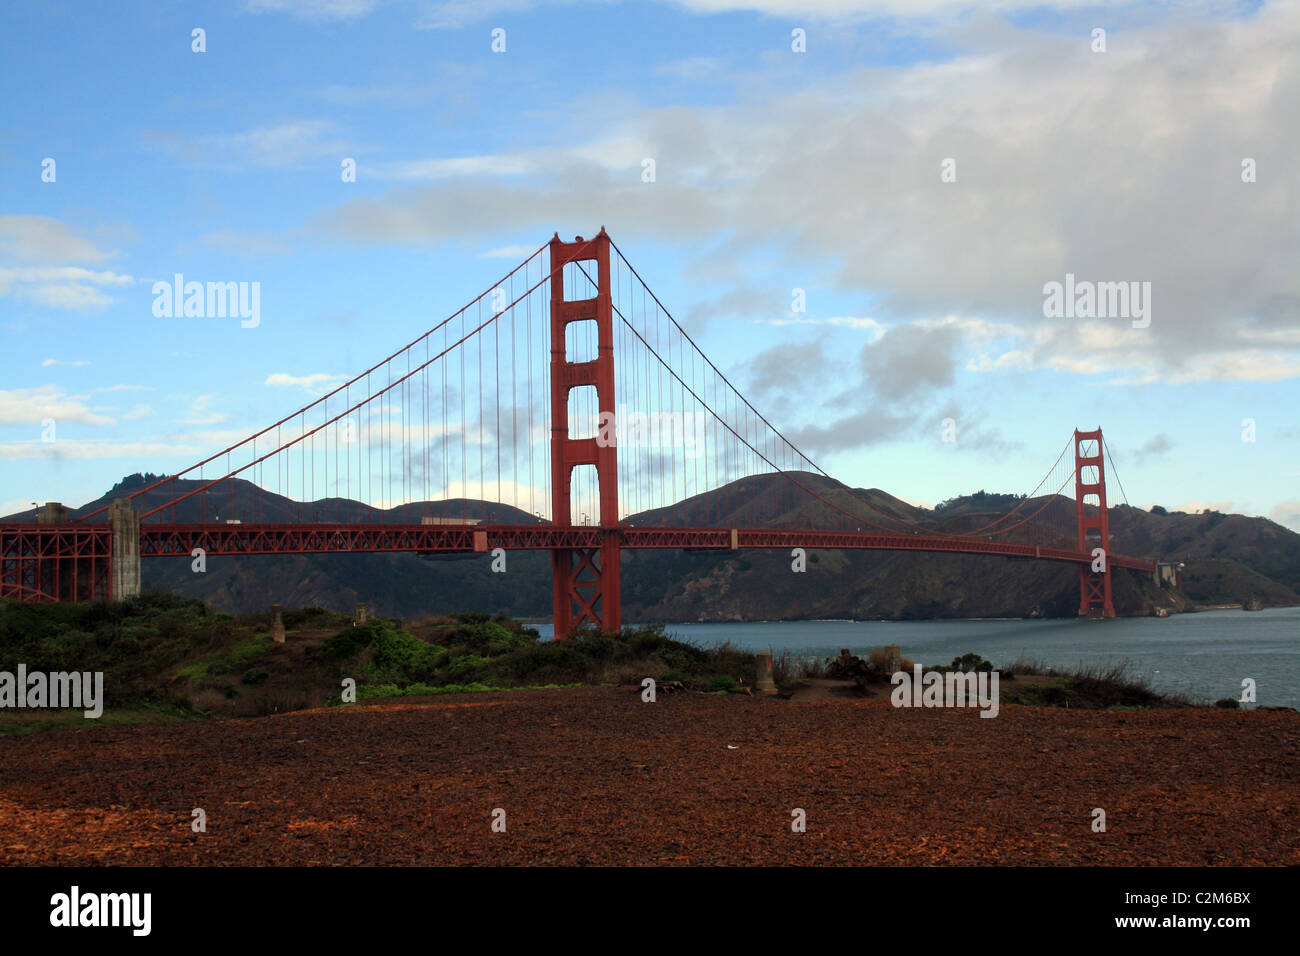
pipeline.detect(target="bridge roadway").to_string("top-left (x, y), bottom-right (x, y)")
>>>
top-left (0, 521), bottom-right (1158, 604)
top-left (116, 522), bottom-right (1156, 571)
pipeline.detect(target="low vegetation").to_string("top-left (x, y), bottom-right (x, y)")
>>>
top-left (0, 596), bottom-right (1232, 734)
top-left (776, 645), bottom-right (1197, 709)
top-left (0, 594), bottom-right (759, 731)
top-left (995, 655), bottom-right (1194, 709)
top-left (0, 591), bottom-right (233, 711)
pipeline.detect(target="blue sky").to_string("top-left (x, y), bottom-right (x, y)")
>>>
top-left (1, 0), bottom-right (1297, 528)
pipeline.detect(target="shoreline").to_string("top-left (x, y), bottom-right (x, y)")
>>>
top-left (575, 604), bottom-right (1300, 629)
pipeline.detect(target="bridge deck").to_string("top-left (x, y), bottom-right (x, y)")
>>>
top-left (0, 522), bottom-right (1156, 572)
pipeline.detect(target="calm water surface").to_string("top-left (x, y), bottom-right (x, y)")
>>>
top-left (540, 607), bottom-right (1300, 707)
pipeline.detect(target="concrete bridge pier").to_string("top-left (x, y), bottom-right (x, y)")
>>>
top-left (109, 498), bottom-right (141, 602)
top-left (36, 502), bottom-right (68, 524)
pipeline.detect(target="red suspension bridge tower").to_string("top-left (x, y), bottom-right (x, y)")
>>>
top-left (1074, 427), bottom-right (1114, 618)
top-left (549, 230), bottom-right (621, 636)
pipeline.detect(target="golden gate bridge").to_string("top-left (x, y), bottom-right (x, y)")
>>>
top-left (0, 229), bottom-right (1159, 630)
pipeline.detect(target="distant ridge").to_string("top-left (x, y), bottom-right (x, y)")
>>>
top-left (4, 473), bottom-right (1297, 620)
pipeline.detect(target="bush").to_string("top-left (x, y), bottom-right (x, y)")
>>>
top-left (422, 615), bottom-right (538, 656)
top-left (866, 647), bottom-right (895, 673)
top-left (629, 631), bottom-right (709, 672)
top-left (241, 667), bottom-right (270, 686)
top-left (572, 631), bottom-right (626, 661)
top-left (322, 624), bottom-right (376, 658)
top-left (1214, 698), bottom-right (1241, 709)
top-left (367, 627), bottom-right (448, 685)
top-left (950, 652), bottom-right (993, 673)
top-left (476, 642), bottom-right (587, 685)
top-left (283, 606), bottom-right (351, 630)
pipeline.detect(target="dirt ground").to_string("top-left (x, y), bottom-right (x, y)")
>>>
top-left (1, 687), bottom-right (1296, 865)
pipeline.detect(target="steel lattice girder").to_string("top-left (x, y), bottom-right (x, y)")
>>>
top-left (0, 526), bottom-right (111, 602)
top-left (111, 523), bottom-right (1155, 571)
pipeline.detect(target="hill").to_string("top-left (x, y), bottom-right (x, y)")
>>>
top-left (5, 473), bottom-right (1298, 620)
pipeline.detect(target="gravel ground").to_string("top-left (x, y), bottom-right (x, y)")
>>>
top-left (1, 687), bottom-right (1296, 865)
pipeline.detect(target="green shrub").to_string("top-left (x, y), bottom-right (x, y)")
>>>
top-left (950, 652), bottom-right (993, 673)
top-left (476, 642), bottom-right (588, 684)
top-left (572, 631), bottom-right (626, 661)
top-left (323, 624), bottom-right (376, 659)
top-left (283, 606), bottom-right (350, 630)
top-left (367, 627), bottom-right (449, 685)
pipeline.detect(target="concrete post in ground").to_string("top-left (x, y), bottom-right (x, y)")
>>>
top-left (109, 498), bottom-right (141, 602)
top-left (270, 604), bottom-right (286, 643)
top-left (883, 644), bottom-right (902, 674)
top-left (755, 651), bottom-right (778, 696)
top-left (354, 602), bottom-right (367, 626)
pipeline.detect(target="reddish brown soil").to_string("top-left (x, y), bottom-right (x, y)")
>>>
top-left (1, 687), bottom-right (1296, 865)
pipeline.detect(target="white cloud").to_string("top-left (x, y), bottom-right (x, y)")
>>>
top-left (42, 358), bottom-right (91, 368)
top-left (0, 267), bottom-right (133, 286)
top-left (0, 386), bottom-right (115, 426)
top-left (415, 0), bottom-right (1121, 30)
top-left (220, 120), bottom-right (350, 168)
top-left (1269, 498), bottom-right (1300, 533)
top-left (0, 498), bottom-right (39, 518)
top-left (482, 244), bottom-right (542, 260)
top-left (152, 120), bottom-right (350, 171)
top-left (180, 395), bottom-right (230, 426)
top-left (265, 372), bottom-right (350, 394)
top-left (415, 0), bottom-right (543, 30)
top-left (0, 266), bottom-right (135, 311)
top-left (244, 0), bottom-right (382, 20)
top-left (435, 479), bottom-right (549, 513)
top-left (369, 154), bottom-right (537, 182)
top-left (896, 495), bottom-right (934, 510)
top-left (0, 440), bottom-right (200, 462)
top-left (310, 3), bottom-right (1300, 385)
top-left (0, 216), bottom-right (118, 265)
top-left (18, 283), bottom-right (111, 310)
top-left (763, 316), bottom-right (887, 339)
top-left (199, 230), bottom-right (290, 257)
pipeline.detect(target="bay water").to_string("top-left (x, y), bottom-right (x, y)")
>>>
top-left (539, 606), bottom-right (1300, 707)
